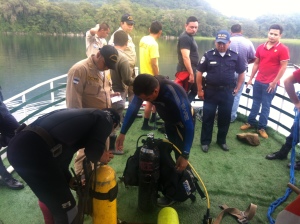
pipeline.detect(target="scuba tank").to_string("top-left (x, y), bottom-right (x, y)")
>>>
top-left (138, 133), bottom-right (160, 212)
top-left (92, 164), bottom-right (118, 224)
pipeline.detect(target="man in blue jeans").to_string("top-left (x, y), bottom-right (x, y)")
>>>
top-left (0, 86), bottom-right (24, 189)
top-left (240, 24), bottom-right (290, 139)
top-left (230, 24), bottom-right (256, 122)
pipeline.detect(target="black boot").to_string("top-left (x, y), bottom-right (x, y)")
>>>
top-left (141, 118), bottom-right (155, 130)
top-left (265, 144), bottom-right (290, 160)
top-left (150, 113), bottom-right (161, 123)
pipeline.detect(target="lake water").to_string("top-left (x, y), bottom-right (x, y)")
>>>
top-left (0, 34), bottom-right (300, 99)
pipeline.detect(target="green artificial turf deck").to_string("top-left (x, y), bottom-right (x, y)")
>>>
top-left (1, 114), bottom-right (300, 224)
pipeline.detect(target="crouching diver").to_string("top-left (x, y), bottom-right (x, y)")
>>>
top-left (7, 108), bottom-right (120, 224)
top-left (116, 74), bottom-right (195, 206)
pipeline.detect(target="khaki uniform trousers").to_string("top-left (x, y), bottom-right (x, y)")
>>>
top-left (74, 137), bottom-right (110, 175)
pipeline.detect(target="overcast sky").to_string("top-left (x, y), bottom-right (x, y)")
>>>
top-left (208, 0), bottom-right (300, 19)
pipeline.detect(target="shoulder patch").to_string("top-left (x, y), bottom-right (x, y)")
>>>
top-left (73, 77), bottom-right (80, 84)
top-left (200, 56), bottom-right (205, 64)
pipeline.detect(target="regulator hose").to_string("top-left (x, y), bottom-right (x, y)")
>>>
top-left (161, 138), bottom-right (213, 224)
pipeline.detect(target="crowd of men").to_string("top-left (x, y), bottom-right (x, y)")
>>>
top-left (2, 12), bottom-right (299, 223)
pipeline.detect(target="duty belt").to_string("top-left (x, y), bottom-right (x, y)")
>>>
top-left (205, 84), bottom-right (235, 90)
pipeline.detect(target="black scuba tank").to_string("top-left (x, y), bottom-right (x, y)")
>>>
top-left (138, 133), bottom-right (160, 212)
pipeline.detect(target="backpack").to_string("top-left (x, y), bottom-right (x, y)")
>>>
top-left (157, 141), bottom-right (205, 202)
top-left (119, 146), bottom-right (140, 187)
top-left (120, 136), bottom-right (205, 203)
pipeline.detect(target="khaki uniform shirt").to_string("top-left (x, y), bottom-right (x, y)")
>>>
top-left (85, 30), bottom-right (107, 57)
top-left (66, 56), bottom-right (111, 109)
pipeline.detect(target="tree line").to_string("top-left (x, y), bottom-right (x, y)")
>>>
top-left (1, 0), bottom-right (300, 39)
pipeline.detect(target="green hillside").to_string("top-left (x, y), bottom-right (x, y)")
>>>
top-left (1, 0), bottom-right (300, 38)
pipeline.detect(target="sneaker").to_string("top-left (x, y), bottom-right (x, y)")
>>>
top-left (157, 196), bottom-right (176, 207)
top-left (141, 125), bottom-right (156, 130)
top-left (240, 123), bottom-right (252, 130)
top-left (136, 113), bottom-right (143, 118)
top-left (258, 129), bottom-right (268, 139)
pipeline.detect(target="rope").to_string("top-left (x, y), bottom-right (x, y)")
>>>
top-left (267, 109), bottom-right (298, 223)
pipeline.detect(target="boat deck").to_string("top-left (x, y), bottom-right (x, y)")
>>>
top-left (1, 115), bottom-right (300, 224)
top-left (1, 69), bottom-right (300, 223)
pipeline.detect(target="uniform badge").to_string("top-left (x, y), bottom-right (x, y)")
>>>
top-left (200, 56), bottom-right (205, 64)
top-left (73, 77), bottom-right (80, 84)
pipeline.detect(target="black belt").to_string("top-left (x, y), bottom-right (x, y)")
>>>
top-left (205, 84), bottom-right (235, 90)
top-left (17, 124), bottom-right (62, 157)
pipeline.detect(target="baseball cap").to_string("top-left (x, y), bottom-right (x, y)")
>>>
top-left (99, 45), bottom-right (118, 70)
top-left (121, 13), bottom-right (134, 25)
top-left (215, 30), bottom-right (230, 44)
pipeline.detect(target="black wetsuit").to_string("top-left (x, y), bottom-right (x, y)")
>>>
top-left (7, 108), bottom-right (113, 223)
top-left (121, 76), bottom-right (194, 158)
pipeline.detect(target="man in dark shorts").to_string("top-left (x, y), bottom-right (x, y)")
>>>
top-left (176, 16), bottom-right (199, 102)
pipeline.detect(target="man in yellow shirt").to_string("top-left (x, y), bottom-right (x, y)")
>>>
top-left (139, 21), bottom-right (162, 130)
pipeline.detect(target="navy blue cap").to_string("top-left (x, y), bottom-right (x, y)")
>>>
top-left (216, 30), bottom-right (230, 44)
top-left (121, 13), bottom-right (134, 25)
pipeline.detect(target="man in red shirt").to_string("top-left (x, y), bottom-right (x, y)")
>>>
top-left (240, 24), bottom-right (290, 139)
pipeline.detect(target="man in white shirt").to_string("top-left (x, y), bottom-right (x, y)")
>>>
top-left (85, 22), bottom-right (110, 57)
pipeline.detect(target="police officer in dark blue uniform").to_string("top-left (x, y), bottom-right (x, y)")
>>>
top-left (196, 30), bottom-right (246, 153)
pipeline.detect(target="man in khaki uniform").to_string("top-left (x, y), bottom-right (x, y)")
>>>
top-left (109, 13), bottom-right (136, 103)
top-left (66, 45), bottom-right (118, 175)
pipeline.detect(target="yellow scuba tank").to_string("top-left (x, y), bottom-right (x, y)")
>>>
top-left (92, 164), bottom-right (118, 224)
top-left (157, 207), bottom-right (179, 224)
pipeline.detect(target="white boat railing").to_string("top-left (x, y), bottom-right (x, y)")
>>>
top-left (1, 74), bottom-right (67, 164)
top-left (1, 69), bottom-right (299, 165)
top-left (4, 74), bottom-right (67, 124)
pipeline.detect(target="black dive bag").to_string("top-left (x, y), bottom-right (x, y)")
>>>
top-left (119, 134), bottom-right (205, 204)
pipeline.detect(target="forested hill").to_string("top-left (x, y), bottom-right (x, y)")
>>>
top-left (49, 0), bottom-right (213, 10)
top-left (1, 0), bottom-right (300, 38)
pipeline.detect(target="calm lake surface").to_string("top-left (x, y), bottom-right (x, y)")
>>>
top-left (1, 34), bottom-right (300, 99)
